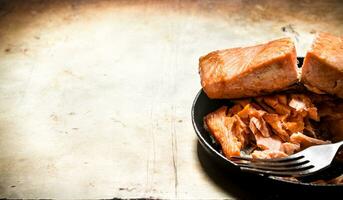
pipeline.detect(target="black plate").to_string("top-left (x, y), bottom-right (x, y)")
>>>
top-left (191, 57), bottom-right (343, 190)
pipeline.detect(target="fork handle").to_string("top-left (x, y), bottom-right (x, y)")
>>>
top-left (334, 140), bottom-right (343, 148)
top-left (332, 140), bottom-right (343, 150)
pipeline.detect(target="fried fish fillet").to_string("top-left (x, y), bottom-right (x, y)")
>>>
top-left (199, 38), bottom-right (298, 99)
top-left (301, 32), bottom-right (343, 98)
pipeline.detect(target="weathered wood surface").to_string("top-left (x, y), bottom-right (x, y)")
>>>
top-left (0, 0), bottom-right (342, 199)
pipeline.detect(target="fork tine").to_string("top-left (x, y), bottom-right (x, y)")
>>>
top-left (240, 166), bottom-right (314, 177)
top-left (231, 154), bottom-right (304, 163)
top-left (237, 162), bottom-right (313, 171)
top-left (235, 159), bottom-right (309, 167)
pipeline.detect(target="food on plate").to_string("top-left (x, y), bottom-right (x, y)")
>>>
top-left (199, 33), bottom-right (343, 184)
top-left (301, 32), bottom-right (343, 98)
top-left (204, 93), bottom-right (335, 159)
top-left (199, 38), bottom-right (298, 99)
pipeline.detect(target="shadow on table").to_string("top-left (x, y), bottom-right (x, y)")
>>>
top-left (196, 141), bottom-right (340, 199)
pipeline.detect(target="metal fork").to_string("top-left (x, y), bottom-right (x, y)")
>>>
top-left (232, 140), bottom-right (343, 177)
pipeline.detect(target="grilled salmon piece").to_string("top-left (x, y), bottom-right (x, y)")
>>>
top-left (281, 142), bottom-right (300, 155)
top-left (290, 132), bottom-right (330, 148)
top-left (263, 113), bottom-right (290, 141)
top-left (204, 106), bottom-right (244, 158)
top-left (199, 38), bottom-right (298, 99)
top-left (301, 32), bottom-right (343, 98)
top-left (251, 149), bottom-right (288, 159)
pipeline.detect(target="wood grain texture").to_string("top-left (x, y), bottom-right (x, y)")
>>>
top-left (0, 0), bottom-right (343, 199)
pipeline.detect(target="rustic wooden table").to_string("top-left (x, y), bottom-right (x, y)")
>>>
top-left (0, 0), bottom-right (342, 199)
